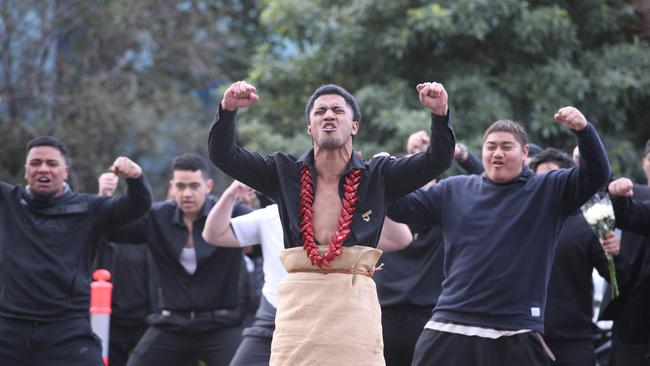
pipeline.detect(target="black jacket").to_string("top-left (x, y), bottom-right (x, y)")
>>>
top-left (545, 213), bottom-right (630, 342)
top-left (600, 185), bottom-right (650, 343)
top-left (0, 177), bottom-right (152, 321)
top-left (208, 105), bottom-right (455, 248)
top-left (95, 242), bottom-right (159, 327)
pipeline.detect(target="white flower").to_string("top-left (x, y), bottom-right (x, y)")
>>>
top-left (584, 203), bottom-right (614, 225)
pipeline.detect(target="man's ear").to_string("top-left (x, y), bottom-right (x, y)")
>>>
top-left (351, 121), bottom-right (359, 136)
top-left (206, 179), bottom-right (214, 193)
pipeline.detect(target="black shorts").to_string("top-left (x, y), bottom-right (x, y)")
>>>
top-left (412, 329), bottom-right (553, 366)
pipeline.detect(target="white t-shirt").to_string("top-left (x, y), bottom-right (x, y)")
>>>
top-left (179, 246), bottom-right (197, 275)
top-left (230, 204), bottom-right (287, 308)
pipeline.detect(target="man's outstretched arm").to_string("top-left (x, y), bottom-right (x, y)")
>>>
top-left (384, 82), bottom-right (455, 200)
top-left (208, 81), bottom-right (278, 197)
top-left (556, 107), bottom-right (611, 212)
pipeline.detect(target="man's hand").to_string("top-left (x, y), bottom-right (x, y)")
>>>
top-left (98, 172), bottom-right (119, 196)
top-left (109, 157), bottom-right (142, 180)
top-left (608, 177), bottom-right (634, 198)
top-left (416, 82), bottom-right (448, 116)
top-left (600, 231), bottom-right (620, 256)
top-left (553, 106), bottom-right (588, 131)
top-left (221, 81), bottom-right (259, 111)
top-left (225, 180), bottom-right (256, 200)
top-left (454, 143), bottom-right (469, 162)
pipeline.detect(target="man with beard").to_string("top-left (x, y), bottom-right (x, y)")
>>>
top-left (208, 81), bottom-right (455, 365)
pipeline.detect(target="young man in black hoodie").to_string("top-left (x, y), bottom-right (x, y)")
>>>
top-left (388, 108), bottom-right (611, 366)
top-left (0, 136), bottom-right (152, 366)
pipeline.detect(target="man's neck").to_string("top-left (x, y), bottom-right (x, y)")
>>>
top-left (26, 185), bottom-right (67, 200)
top-left (313, 144), bottom-right (353, 183)
top-left (182, 212), bottom-right (199, 226)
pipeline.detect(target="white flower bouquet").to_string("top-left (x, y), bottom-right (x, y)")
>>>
top-left (581, 194), bottom-right (619, 299)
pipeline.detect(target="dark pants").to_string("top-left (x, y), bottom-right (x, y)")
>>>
top-left (412, 329), bottom-right (552, 366)
top-left (547, 339), bottom-right (595, 366)
top-left (0, 316), bottom-right (103, 366)
top-left (126, 324), bottom-right (241, 366)
top-left (108, 322), bottom-right (149, 366)
top-left (608, 327), bottom-right (650, 366)
top-left (230, 296), bottom-right (276, 366)
top-left (381, 305), bottom-right (433, 366)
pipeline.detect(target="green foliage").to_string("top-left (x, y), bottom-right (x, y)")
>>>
top-left (2, 0), bottom-right (650, 195)
top-left (1, 0), bottom-right (262, 196)
top-left (239, 0), bottom-right (650, 180)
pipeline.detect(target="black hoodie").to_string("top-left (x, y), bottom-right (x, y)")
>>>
top-left (0, 176), bottom-right (152, 321)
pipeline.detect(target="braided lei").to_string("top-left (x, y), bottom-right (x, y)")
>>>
top-left (299, 164), bottom-right (361, 268)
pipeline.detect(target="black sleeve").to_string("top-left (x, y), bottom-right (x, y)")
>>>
top-left (383, 113), bottom-right (455, 200)
top-left (387, 185), bottom-right (441, 226)
top-left (561, 124), bottom-right (611, 213)
top-left (101, 175), bottom-right (152, 230)
top-left (106, 214), bottom-right (150, 244)
top-left (613, 197), bottom-right (650, 236)
top-left (457, 150), bottom-right (484, 175)
top-left (207, 106), bottom-right (280, 198)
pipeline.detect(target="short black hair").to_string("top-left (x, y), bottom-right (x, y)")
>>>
top-left (644, 139), bottom-right (650, 158)
top-left (304, 84), bottom-right (361, 125)
top-left (26, 136), bottom-right (69, 163)
top-left (483, 120), bottom-right (528, 147)
top-left (529, 148), bottom-right (575, 172)
top-left (172, 153), bottom-right (209, 176)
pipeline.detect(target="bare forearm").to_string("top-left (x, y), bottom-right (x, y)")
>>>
top-left (203, 190), bottom-right (240, 246)
top-left (377, 217), bottom-right (413, 252)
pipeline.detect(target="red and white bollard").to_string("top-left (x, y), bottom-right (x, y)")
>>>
top-left (90, 269), bottom-right (113, 366)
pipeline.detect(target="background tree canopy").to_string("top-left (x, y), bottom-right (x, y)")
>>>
top-left (2, 0), bottom-right (649, 196)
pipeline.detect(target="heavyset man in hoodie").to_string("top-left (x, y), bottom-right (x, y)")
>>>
top-left (388, 108), bottom-right (611, 366)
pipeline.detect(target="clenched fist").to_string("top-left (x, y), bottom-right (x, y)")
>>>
top-left (224, 180), bottom-right (256, 201)
top-left (554, 107), bottom-right (588, 131)
top-left (221, 81), bottom-right (259, 111)
top-left (109, 157), bottom-right (142, 180)
top-left (416, 82), bottom-right (448, 116)
top-left (608, 177), bottom-right (634, 198)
